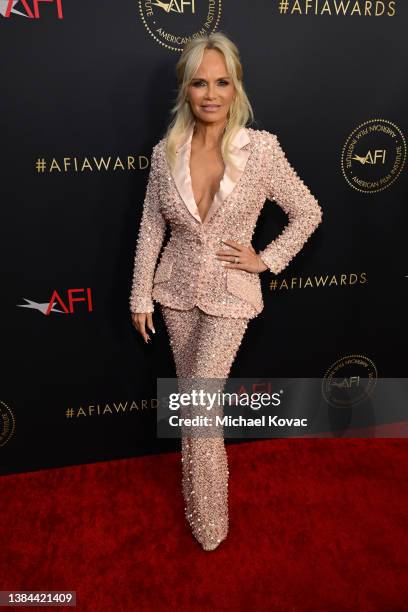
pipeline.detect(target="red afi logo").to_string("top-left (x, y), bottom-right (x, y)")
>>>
top-left (2, 0), bottom-right (64, 18)
top-left (47, 289), bottom-right (93, 314)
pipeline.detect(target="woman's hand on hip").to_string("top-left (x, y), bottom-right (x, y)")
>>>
top-left (215, 240), bottom-right (268, 273)
top-left (131, 312), bottom-right (155, 343)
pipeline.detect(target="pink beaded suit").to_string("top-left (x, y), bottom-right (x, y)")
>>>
top-left (129, 122), bottom-right (323, 550)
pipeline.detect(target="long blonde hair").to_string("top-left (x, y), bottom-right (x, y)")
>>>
top-left (164, 32), bottom-right (254, 171)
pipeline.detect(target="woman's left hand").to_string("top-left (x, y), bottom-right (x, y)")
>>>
top-left (215, 240), bottom-right (268, 273)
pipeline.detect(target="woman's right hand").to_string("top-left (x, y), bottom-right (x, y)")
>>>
top-left (131, 312), bottom-right (156, 344)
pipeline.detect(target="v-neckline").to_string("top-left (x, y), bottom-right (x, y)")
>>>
top-left (170, 122), bottom-right (251, 226)
top-left (187, 128), bottom-right (226, 225)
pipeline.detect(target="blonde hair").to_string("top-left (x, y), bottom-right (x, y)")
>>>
top-left (164, 31), bottom-right (254, 171)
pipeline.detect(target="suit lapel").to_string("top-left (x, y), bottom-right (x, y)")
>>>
top-left (206, 126), bottom-right (251, 225)
top-left (171, 121), bottom-right (251, 225)
top-left (171, 124), bottom-right (201, 224)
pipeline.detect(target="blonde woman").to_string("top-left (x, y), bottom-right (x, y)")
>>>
top-left (130, 32), bottom-right (323, 551)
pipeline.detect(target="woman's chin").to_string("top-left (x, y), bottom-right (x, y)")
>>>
top-left (194, 110), bottom-right (228, 123)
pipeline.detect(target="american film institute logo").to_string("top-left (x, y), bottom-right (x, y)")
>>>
top-left (138, 0), bottom-right (222, 52)
top-left (322, 354), bottom-right (377, 408)
top-left (341, 118), bottom-right (406, 193)
top-left (0, 400), bottom-right (15, 447)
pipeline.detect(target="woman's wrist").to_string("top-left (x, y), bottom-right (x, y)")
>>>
top-left (256, 254), bottom-right (268, 273)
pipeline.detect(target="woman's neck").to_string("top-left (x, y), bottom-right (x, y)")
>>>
top-left (192, 119), bottom-right (227, 150)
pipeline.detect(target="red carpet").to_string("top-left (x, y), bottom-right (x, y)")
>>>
top-left (1, 437), bottom-right (407, 611)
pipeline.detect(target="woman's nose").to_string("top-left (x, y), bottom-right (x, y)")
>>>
top-left (206, 84), bottom-right (217, 99)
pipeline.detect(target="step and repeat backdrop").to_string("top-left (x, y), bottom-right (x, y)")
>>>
top-left (1, 0), bottom-right (407, 475)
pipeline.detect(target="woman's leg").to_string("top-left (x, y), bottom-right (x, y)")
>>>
top-left (160, 306), bottom-right (202, 513)
top-left (161, 304), bottom-right (249, 551)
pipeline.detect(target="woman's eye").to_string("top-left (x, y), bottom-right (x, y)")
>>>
top-left (191, 80), bottom-right (230, 87)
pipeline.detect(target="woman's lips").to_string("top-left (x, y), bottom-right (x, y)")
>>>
top-left (201, 105), bottom-right (221, 112)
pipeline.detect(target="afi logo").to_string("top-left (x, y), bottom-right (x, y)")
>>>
top-left (0, 0), bottom-right (64, 18)
top-left (330, 376), bottom-right (361, 389)
top-left (19, 289), bottom-right (93, 315)
top-left (352, 150), bottom-right (387, 165)
top-left (152, 0), bottom-right (195, 14)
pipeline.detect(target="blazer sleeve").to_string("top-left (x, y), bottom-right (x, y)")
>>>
top-left (129, 143), bottom-right (166, 314)
top-left (257, 131), bottom-right (323, 275)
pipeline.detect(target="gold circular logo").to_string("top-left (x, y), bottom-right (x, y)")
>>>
top-left (0, 400), bottom-right (16, 447)
top-left (322, 354), bottom-right (377, 408)
top-left (138, 0), bottom-right (222, 52)
top-left (341, 119), bottom-right (406, 193)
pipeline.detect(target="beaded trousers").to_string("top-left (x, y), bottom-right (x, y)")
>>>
top-left (161, 304), bottom-right (250, 551)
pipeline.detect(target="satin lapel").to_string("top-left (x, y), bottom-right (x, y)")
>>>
top-left (204, 128), bottom-right (251, 225)
top-left (171, 124), bottom-right (202, 224)
top-left (171, 122), bottom-right (251, 225)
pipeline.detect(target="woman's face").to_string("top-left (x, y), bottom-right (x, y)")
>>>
top-left (187, 48), bottom-right (235, 126)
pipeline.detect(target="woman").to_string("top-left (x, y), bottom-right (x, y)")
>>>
top-left (129, 32), bottom-right (323, 551)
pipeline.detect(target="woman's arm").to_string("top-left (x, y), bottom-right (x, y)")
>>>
top-left (257, 131), bottom-right (323, 275)
top-left (129, 144), bottom-right (166, 314)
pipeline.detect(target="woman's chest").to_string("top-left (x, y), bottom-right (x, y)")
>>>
top-left (158, 147), bottom-right (265, 222)
top-left (189, 148), bottom-right (225, 206)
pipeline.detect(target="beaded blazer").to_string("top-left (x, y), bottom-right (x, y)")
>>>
top-left (129, 122), bottom-right (323, 319)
